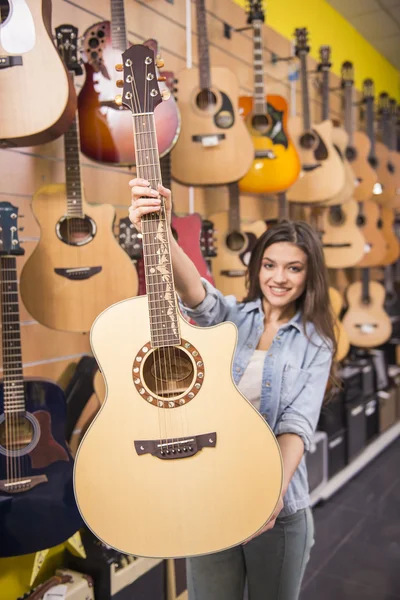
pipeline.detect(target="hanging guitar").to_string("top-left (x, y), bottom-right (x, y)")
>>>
top-left (317, 202), bottom-right (365, 268)
top-left (0, 0), bottom-right (76, 146)
top-left (341, 61), bottom-right (377, 202)
top-left (73, 43), bottom-right (283, 559)
top-left (287, 28), bottom-right (345, 204)
top-left (377, 92), bottom-right (399, 209)
top-left (238, 0), bottom-right (300, 194)
top-left (383, 264), bottom-right (400, 342)
top-left (389, 99), bottom-right (400, 200)
top-left (0, 202), bottom-right (83, 558)
top-left (78, 1), bottom-right (180, 165)
top-left (171, 0), bottom-right (254, 185)
top-left (20, 25), bottom-right (138, 333)
top-left (329, 287), bottom-right (350, 362)
top-left (356, 200), bottom-right (388, 268)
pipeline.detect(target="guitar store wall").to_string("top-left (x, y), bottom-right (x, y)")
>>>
top-left (0, 0), bottom-right (363, 387)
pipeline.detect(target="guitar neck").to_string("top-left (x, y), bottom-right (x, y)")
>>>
top-left (381, 112), bottom-right (392, 149)
top-left (196, 0), bottom-right (211, 89)
top-left (343, 85), bottom-right (354, 146)
top-left (133, 113), bottom-right (180, 347)
top-left (228, 182), bottom-right (241, 232)
top-left (111, 0), bottom-right (128, 51)
top-left (63, 73), bottom-right (84, 218)
top-left (253, 21), bottom-right (266, 115)
top-left (299, 52), bottom-right (311, 131)
top-left (361, 267), bottom-right (370, 304)
top-left (0, 256), bottom-right (25, 414)
top-left (321, 69), bottom-right (330, 121)
top-left (365, 97), bottom-right (376, 159)
top-left (384, 264), bottom-right (395, 295)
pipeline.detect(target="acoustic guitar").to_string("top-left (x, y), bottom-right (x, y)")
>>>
top-left (78, 0), bottom-right (180, 165)
top-left (20, 25), bottom-right (138, 333)
top-left (74, 44), bottom-right (283, 558)
top-left (380, 206), bottom-right (400, 266)
top-left (0, 0), bottom-right (76, 146)
top-left (317, 201), bottom-right (365, 268)
top-left (329, 287), bottom-right (350, 362)
top-left (378, 93), bottom-right (400, 209)
top-left (342, 268), bottom-right (392, 348)
top-left (363, 79), bottom-right (396, 206)
top-left (0, 202), bottom-right (83, 558)
top-left (389, 99), bottom-right (400, 200)
top-left (317, 46), bottom-right (355, 206)
top-left (341, 62), bottom-right (377, 202)
top-left (287, 28), bottom-right (344, 204)
top-left (383, 264), bottom-right (400, 341)
top-left (209, 182), bottom-right (266, 299)
top-left (170, 0), bottom-right (254, 186)
top-left (356, 200), bottom-right (388, 268)
top-left (238, 0), bottom-right (300, 194)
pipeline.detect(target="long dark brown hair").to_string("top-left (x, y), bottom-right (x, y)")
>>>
top-left (244, 220), bottom-right (337, 361)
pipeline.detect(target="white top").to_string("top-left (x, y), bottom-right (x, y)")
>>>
top-left (237, 349), bottom-right (266, 412)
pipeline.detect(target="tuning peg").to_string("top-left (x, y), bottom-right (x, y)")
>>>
top-left (115, 63), bottom-right (123, 71)
top-left (116, 79), bottom-right (124, 88)
top-left (157, 76), bottom-right (166, 82)
top-left (156, 56), bottom-right (164, 68)
top-left (115, 94), bottom-right (123, 105)
top-left (161, 89), bottom-right (171, 101)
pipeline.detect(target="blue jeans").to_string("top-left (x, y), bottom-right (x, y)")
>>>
top-left (187, 507), bottom-right (315, 600)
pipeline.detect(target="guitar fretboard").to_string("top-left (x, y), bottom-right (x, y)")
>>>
top-left (321, 68), bottom-right (330, 122)
top-left (365, 96), bottom-right (376, 159)
top-left (111, 0), bottom-right (128, 51)
top-left (63, 75), bottom-right (84, 218)
top-left (196, 0), bottom-right (211, 90)
top-left (0, 256), bottom-right (25, 414)
top-left (343, 85), bottom-right (354, 147)
top-left (299, 52), bottom-right (311, 132)
top-left (253, 22), bottom-right (266, 115)
top-left (132, 113), bottom-right (180, 348)
top-left (228, 182), bottom-right (241, 233)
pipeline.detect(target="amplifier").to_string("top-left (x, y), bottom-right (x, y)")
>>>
top-left (364, 396), bottom-right (379, 442)
top-left (306, 431), bottom-right (328, 494)
top-left (340, 365), bottom-right (363, 403)
top-left (167, 559), bottom-right (188, 600)
top-left (378, 389), bottom-right (397, 433)
top-left (344, 398), bottom-right (366, 461)
top-left (318, 389), bottom-right (345, 437)
top-left (54, 569), bottom-right (94, 600)
top-left (369, 349), bottom-right (389, 391)
top-left (327, 429), bottom-right (347, 479)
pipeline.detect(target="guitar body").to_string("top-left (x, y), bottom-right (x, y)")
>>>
top-left (0, 379), bottom-right (82, 557)
top-left (78, 24), bottom-right (180, 165)
top-left (375, 141), bottom-right (397, 206)
top-left (171, 213), bottom-right (215, 285)
top-left (238, 95), bottom-right (301, 194)
top-left (343, 281), bottom-right (392, 347)
top-left (356, 200), bottom-right (388, 268)
top-left (208, 211), bottom-right (266, 299)
top-left (287, 118), bottom-right (345, 203)
top-left (349, 131), bottom-right (378, 202)
top-left (380, 207), bottom-right (400, 266)
top-left (171, 67), bottom-right (254, 185)
top-left (329, 287), bottom-right (350, 361)
top-left (320, 200), bottom-right (365, 268)
top-left (0, 0), bottom-right (76, 146)
top-left (20, 184), bottom-right (138, 333)
top-left (74, 300), bottom-right (283, 558)
top-left (320, 125), bottom-right (355, 206)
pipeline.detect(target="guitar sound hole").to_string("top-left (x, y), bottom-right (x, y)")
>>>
top-left (56, 215), bottom-right (96, 246)
top-left (329, 206), bottom-right (344, 226)
top-left (356, 214), bottom-right (365, 227)
top-left (251, 114), bottom-right (271, 134)
top-left (300, 132), bottom-right (316, 150)
top-left (226, 231), bottom-right (246, 253)
top-left (0, 1), bottom-right (10, 24)
top-left (142, 348), bottom-right (195, 399)
top-left (377, 218), bottom-right (383, 230)
top-left (388, 162), bottom-right (395, 174)
top-left (368, 156), bottom-right (378, 169)
top-left (196, 89), bottom-right (217, 111)
top-left (0, 416), bottom-right (33, 452)
top-left (345, 146), bottom-right (357, 162)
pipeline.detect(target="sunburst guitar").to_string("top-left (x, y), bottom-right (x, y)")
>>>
top-left (329, 287), bottom-right (350, 361)
top-left (238, 1), bottom-right (300, 194)
top-left (73, 44), bottom-right (283, 559)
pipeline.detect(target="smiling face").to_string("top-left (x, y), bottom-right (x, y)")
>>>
top-left (259, 242), bottom-right (308, 310)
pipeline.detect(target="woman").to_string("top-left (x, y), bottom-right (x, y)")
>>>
top-left (129, 179), bottom-right (335, 600)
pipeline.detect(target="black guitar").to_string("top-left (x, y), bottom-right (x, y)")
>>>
top-left (0, 202), bottom-right (82, 557)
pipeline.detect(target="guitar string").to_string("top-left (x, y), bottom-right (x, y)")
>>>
top-left (0, 258), bottom-right (11, 484)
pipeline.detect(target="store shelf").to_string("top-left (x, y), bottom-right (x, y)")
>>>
top-left (310, 421), bottom-right (400, 506)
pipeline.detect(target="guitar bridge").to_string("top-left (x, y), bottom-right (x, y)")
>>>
top-left (134, 432), bottom-right (216, 460)
top-left (54, 266), bottom-right (102, 280)
top-left (0, 474), bottom-right (48, 494)
top-left (0, 56), bottom-right (23, 69)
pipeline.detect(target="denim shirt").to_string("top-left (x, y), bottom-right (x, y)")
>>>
top-left (180, 279), bottom-right (333, 517)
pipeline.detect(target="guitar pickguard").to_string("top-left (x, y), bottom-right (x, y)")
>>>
top-left (214, 92), bottom-right (235, 129)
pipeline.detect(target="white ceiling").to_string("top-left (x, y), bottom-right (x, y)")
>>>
top-left (326, 0), bottom-right (400, 69)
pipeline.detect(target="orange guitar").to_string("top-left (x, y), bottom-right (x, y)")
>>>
top-left (238, 1), bottom-right (300, 194)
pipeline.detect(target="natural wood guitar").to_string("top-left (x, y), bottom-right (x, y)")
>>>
top-left (341, 62), bottom-right (377, 202)
top-left (377, 93), bottom-right (400, 209)
top-left (238, 0), bottom-right (300, 194)
top-left (171, 0), bottom-right (254, 185)
top-left (74, 44), bottom-right (283, 558)
top-left (317, 201), bottom-right (365, 268)
top-left (356, 201), bottom-right (388, 268)
top-left (78, 0), bottom-right (180, 165)
top-left (0, 0), bottom-right (76, 146)
top-left (209, 182), bottom-right (266, 299)
top-left (380, 206), bottom-right (400, 266)
top-left (389, 99), bottom-right (400, 202)
top-left (287, 29), bottom-right (345, 204)
top-left (342, 268), bottom-right (392, 348)
top-left (20, 25), bottom-right (138, 333)
top-left (329, 287), bottom-right (350, 361)
top-left (317, 46), bottom-right (355, 206)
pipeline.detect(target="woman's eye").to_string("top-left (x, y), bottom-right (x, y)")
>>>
top-left (263, 263), bottom-right (273, 269)
top-left (290, 266), bottom-right (301, 273)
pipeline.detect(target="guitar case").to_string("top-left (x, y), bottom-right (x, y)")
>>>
top-left (64, 356), bottom-right (98, 440)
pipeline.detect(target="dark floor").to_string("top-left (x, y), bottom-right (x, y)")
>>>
top-left (300, 437), bottom-right (400, 600)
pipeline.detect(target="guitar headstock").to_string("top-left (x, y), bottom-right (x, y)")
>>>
top-left (118, 217), bottom-right (143, 261)
top-left (294, 28), bottom-right (310, 57)
top-left (0, 202), bottom-right (24, 257)
top-left (116, 45), bottom-right (165, 116)
top-left (378, 91), bottom-right (390, 116)
top-left (246, 0), bottom-right (265, 24)
top-left (341, 61), bottom-right (354, 87)
top-left (389, 98), bottom-right (398, 121)
top-left (55, 24), bottom-right (82, 75)
top-left (363, 78), bottom-right (375, 101)
top-left (318, 45), bottom-right (331, 71)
